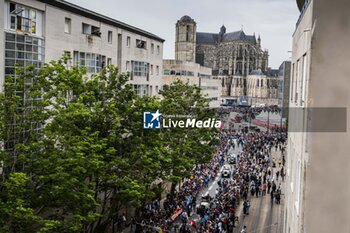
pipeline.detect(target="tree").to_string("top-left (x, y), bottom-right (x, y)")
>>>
top-left (0, 59), bottom-right (220, 232)
top-left (159, 80), bottom-right (219, 196)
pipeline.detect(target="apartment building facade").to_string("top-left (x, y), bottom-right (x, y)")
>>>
top-left (1, 0), bottom-right (164, 96)
top-left (284, 0), bottom-right (350, 232)
top-left (278, 61), bottom-right (291, 118)
top-left (162, 59), bottom-right (222, 108)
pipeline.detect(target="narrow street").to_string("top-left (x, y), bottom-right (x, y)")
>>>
top-left (186, 129), bottom-right (286, 233)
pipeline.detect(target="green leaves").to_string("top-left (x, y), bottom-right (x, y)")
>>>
top-left (0, 57), bottom-right (219, 232)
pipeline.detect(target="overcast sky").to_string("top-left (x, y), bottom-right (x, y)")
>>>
top-left (66, 0), bottom-right (300, 69)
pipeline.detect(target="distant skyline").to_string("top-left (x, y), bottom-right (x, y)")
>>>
top-left (66, 0), bottom-right (300, 68)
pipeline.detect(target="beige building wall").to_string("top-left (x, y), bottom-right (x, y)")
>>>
top-left (175, 16), bottom-right (196, 63)
top-left (285, 1), bottom-right (313, 232)
top-left (247, 75), bottom-right (278, 99)
top-left (285, 0), bottom-right (350, 233)
top-left (1, 0), bottom-right (164, 97)
top-left (162, 59), bottom-right (221, 108)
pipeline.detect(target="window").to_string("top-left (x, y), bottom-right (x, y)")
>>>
top-left (4, 32), bottom-right (45, 77)
top-left (295, 160), bottom-right (301, 214)
top-left (291, 63), bottom-right (295, 101)
top-left (73, 51), bottom-right (105, 73)
top-left (132, 61), bottom-right (148, 77)
top-left (295, 60), bottom-right (300, 103)
top-left (151, 43), bottom-right (154, 54)
top-left (108, 31), bottom-right (113, 43)
top-left (82, 23), bottom-right (100, 37)
top-left (136, 39), bottom-right (146, 49)
top-left (157, 45), bottom-right (160, 55)
top-left (9, 4), bottom-right (37, 34)
top-left (150, 86), bottom-right (153, 96)
top-left (91, 26), bottom-right (100, 37)
top-left (10, 2), bottom-right (16, 13)
top-left (65, 18), bottom-right (71, 34)
top-left (126, 36), bottom-right (130, 47)
top-left (150, 65), bottom-right (153, 75)
top-left (301, 54), bottom-right (307, 105)
top-left (133, 84), bottom-right (148, 97)
top-left (82, 23), bottom-right (91, 34)
top-left (156, 66), bottom-right (159, 75)
top-left (63, 50), bottom-right (71, 57)
top-left (186, 25), bottom-right (190, 41)
top-left (155, 86), bottom-right (159, 94)
top-left (187, 71), bottom-right (194, 76)
top-left (107, 58), bottom-right (112, 66)
top-left (126, 61), bottom-right (130, 71)
top-left (163, 70), bottom-right (170, 75)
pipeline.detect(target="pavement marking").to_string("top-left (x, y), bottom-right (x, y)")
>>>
top-left (204, 166), bottom-right (224, 196)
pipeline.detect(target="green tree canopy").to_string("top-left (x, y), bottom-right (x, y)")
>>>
top-left (0, 58), bottom-right (219, 232)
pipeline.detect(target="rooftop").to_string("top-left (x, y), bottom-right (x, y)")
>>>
top-left (179, 15), bottom-right (195, 23)
top-left (196, 30), bottom-right (256, 44)
top-left (38, 0), bottom-right (165, 42)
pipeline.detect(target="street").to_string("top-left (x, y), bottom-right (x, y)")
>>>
top-left (184, 130), bottom-right (286, 233)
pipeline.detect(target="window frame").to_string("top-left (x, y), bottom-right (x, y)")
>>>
top-left (126, 36), bottom-right (131, 47)
top-left (108, 30), bottom-right (113, 44)
top-left (64, 17), bottom-right (71, 34)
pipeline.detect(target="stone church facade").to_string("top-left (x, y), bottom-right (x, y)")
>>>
top-left (175, 15), bottom-right (278, 102)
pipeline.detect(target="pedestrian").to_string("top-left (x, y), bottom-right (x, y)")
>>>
top-left (130, 218), bottom-right (137, 233)
top-left (281, 168), bottom-right (285, 182)
top-left (121, 213), bottom-right (127, 230)
top-left (270, 190), bottom-right (274, 203)
top-left (267, 181), bottom-right (271, 194)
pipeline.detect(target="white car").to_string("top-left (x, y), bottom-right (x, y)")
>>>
top-left (222, 168), bottom-right (231, 178)
top-left (228, 155), bottom-right (236, 164)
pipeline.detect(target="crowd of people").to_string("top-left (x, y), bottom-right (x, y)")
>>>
top-left (193, 128), bottom-right (286, 233)
top-left (123, 107), bottom-right (287, 233)
top-left (127, 152), bottom-right (225, 232)
top-left (216, 105), bottom-right (281, 121)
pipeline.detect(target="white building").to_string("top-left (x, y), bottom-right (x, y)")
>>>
top-left (285, 0), bottom-right (350, 233)
top-left (0, 0), bottom-right (164, 96)
top-left (162, 59), bottom-right (222, 108)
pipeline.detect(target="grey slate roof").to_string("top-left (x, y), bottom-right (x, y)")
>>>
top-left (246, 35), bottom-right (257, 44)
top-left (250, 69), bottom-right (265, 75)
top-left (196, 30), bottom-right (256, 44)
top-left (196, 32), bottom-right (218, 44)
top-left (222, 30), bottom-right (247, 41)
top-left (266, 69), bottom-right (279, 77)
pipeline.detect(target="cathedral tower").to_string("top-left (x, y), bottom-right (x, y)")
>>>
top-left (175, 15), bottom-right (197, 62)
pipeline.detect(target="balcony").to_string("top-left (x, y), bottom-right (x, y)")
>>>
top-left (10, 15), bottom-right (35, 34)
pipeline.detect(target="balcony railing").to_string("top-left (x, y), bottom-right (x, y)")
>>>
top-left (13, 16), bottom-right (33, 34)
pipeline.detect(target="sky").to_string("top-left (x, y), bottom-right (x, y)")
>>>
top-left (66, 0), bottom-right (300, 69)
